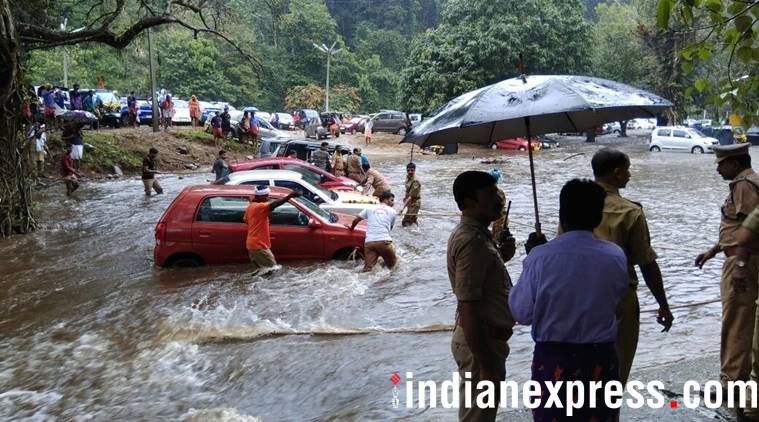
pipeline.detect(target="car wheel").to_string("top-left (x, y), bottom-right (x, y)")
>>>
top-left (397, 128), bottom-right (407, 136)
top-left (650, 146), bottom-right (661, 152)
top-left (691, 146), bottom-right (704, 154)
top-left (168, 255), bottom-right (204, 268)
top-left (518, 146), bottom-right (526, 151)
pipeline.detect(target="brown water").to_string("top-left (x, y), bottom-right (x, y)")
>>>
top-left (0, 135), bottom-right (732, 420)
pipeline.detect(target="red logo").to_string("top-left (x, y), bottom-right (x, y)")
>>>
top-left (390, 373), bottom-right (401, 385)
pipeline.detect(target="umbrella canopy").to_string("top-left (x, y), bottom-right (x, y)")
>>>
top-left (59, 110), bottom-right (98, 123)
top-left (402, 75), bottom-right (672, 147)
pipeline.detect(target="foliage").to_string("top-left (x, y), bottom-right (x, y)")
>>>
top-left (284, 83), bottom-right (361, 111)
top-left (657, 0), bottom-right (759, 125)
top-left (398, 0), bottom-right (592, 112)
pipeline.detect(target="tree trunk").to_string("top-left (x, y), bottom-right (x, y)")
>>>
top-left (618, 120), bottom-right (628, 137)
top-left (0, 0), bottom-right (36, 236)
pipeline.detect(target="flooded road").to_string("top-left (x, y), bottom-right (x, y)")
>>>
top-left (0, 136), bottom-right (733, 420)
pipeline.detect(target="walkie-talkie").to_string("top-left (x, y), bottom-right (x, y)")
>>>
top-left (499, 200), bottom-right (513, 244)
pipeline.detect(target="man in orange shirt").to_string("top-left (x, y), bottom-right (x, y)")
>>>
top-left (243, 185), bottom-right (301, 273)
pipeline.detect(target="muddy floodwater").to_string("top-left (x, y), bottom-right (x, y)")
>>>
top-left (0, 136), bottom-right (735, 420)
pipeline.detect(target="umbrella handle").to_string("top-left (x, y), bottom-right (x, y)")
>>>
top-left (525, 118), bottom-right (541, 236)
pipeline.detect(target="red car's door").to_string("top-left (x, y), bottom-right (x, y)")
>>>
top-left (191, 195), bottom-right (249, 264)
top-left (269, 203), bottom-right (324, 259)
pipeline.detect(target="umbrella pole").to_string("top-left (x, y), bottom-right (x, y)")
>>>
top-left (525, 117), bottom-right (541, 236)
top-left (410, 144), bottom-right (414, 163)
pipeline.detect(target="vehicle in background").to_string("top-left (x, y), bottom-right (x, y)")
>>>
top-left (296, 109), bottom-right (320, 130)
top-left (304, 113), bottom-right (335, 139)
top-left (748, 126), bottom-right (759, 146)
top-left (491, 137), bottom-right (541, 151)
top-left (537, 135), bottom-right (560, 149)
top-left (200, 101), bottom-right (223, 123)
top-left (171, 99), bottom-right (192, 125)
top-left (274, 112), bottom-right (295, 130)
top-left (153, 185), bottom-right (366, 267)
top-left (93, 90), bottom-right (123, 127)
top-left (203, 110), bottom-right (293, 141)
top-left (368, 110), bottom-right (409, 135)
top-left (227, 157), bottom-right (359, 191)
top-left (223, 170), bottom-right (378, 216)
top-left (649, 126), bottom-right (718, 153)
top-left (340, 116), bottom-right (366, 134)
top-left (256, 139), bottom-right (289, 158)
top-left (119, 96), bottom-right (149, 126)
top-left (273, 139), bottom-right (349, 162)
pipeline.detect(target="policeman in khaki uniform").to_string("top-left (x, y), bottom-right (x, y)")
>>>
top-left (402, 163), bottom-right (422, 227)
top-left (589, 148), bottom-right (673, 384)
top-left (346, 148), bottom-right (365, 183)
top-left (695, 143), bottom-right (759, 389)
top-left (447, 171), bottom-right (516, 422)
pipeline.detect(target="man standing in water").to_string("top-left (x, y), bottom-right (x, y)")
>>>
top-left (244, 186), bottom-right (301, 274)
top-left (447, 170), bottom-right (516, 421)
top-left (402, 163), bottom-right (422, 227)
top-left (695, 143), bottom-right (759, 391)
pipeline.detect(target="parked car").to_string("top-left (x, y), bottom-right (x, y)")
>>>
top-left (153, 185), bottom-right (366, 267)
top-left (273, 139), bottom-right (349, 162)
top-left (649, 126), bottom-right (719, 153)
top-left (223, 170), bottom-right (379, 216)
top-left (492, 138), bottom-right (541, 151)
top-left (227, 157), bottom-right (359, 191)
top-left (748, 126), bottom-right (759, 146)
top-left (305, 112), bottom-right (341, 139)
top-left (537, 135), bottom-right (560, 149)
top-left (171, 99), bottom-right (192, 125)
top-left (256, 139), bottom-right (289, 158)
top-left (340, 117), bottom-right (365, 134)
top-left (368, 110), bottom-right (409, 135)
top-left (274, 112), bottom-right (295, 130)
top-left (200, 101), bottom-right (223, 123)
top-left (204, 111), bottom-right (293, 141)
top-left (296, 109), bottom-right (320, 129)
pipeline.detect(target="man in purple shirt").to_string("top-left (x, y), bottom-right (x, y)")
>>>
top-left (509, 179), bottom-right (628, 421)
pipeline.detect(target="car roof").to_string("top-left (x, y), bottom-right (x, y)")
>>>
top-left (227, 169), bottom-right (305, 182)
top-left (182, 185), bottom-right (292, 196)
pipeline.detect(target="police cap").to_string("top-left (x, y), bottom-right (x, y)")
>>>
top-left (714, 143), bottom-right (750, 163)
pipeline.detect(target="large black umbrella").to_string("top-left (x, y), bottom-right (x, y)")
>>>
top-left (401, 74), bottom-right (673, 234)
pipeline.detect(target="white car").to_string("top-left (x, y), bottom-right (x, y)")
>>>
top-left (224, 170), bottom-right (379, 216)
top-left (274, 112), bottom-right (295, 130)
top-left (172, 99), bottom-right (192, 124)
top-left (649, 126), bottom-right (719, 154)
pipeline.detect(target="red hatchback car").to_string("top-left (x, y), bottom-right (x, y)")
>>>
top-left (154, 186), bottom-right (366, 267)
top-left (492, 138), bottom-right (542, 151)
top-left (228, 157), bottom-right (358, 191)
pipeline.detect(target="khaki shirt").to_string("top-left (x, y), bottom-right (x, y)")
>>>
top-left (365, 168), bottom-right (391, 195)
top-left (593, 181), bottom-right (657, 285)
top-left (404, 176), bottom-right (421, 202)
top-left (447, 216), bottom-right (514, 336)
top-left (332, 154), bottom-right (345, 172)
top-left (346, 154), bottom-right (363, 175)
top-left (720, 169), bottom-right (759, 247)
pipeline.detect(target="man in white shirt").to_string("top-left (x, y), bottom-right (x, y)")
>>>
top-left (34, 124), bottom-right (47, 173)
top-left (349, 191), bottom-right (397, 271)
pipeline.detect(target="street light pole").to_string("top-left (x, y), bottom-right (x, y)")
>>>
top-left (147, 28), bottom-right (160, 133)
top-left (313, 41), bottom-right (340, 112)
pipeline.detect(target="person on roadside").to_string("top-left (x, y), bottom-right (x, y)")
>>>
top-left (239, 111), bottom-right (251, 144)
top-left (60, 144), bottom-right (83, 196)
top-left (311, 142), bottom-right (331, 172)
top-left (220, 106), bottom-right (232, 139)
top-left (695, 143), bottom-right (759, 391)
top-left (34, 124), bottom-right (48, 174)
top-left (402, 162), bottom-right (422, 227)
top-left (447, 170), bottom-right (516, 422)
top-left (160, 94), bottom-right (174, 131)
top-left (249, 111), bottom-right (260, 150)
top-left (70, 84), bottom-right (82, 110)
top-left (244, 186), bottom-right (302, 274)
top-left (360, 162), bottom-right (391, 198)
top-left (349, 191), bottom-right (398, 271)
top-left (142, 147), bottom-right (163, 196)
top-left (212, 150), bottom-right (229, 182)
top-left (510, 179), bottom-right (628, 422)
top-left (364, 117), bottom-right (373, 146)
top-left (588, 148), bottom-right (673, 384)
top-left (62, 123), bottom-right (85, 171)
top-left (127, 91), bottom-right (138, 127)
top-left (331, 146), bottom-right (346, 177)
top-left (211, 111), bottom-right (223, 149)
top-left (188, 95), bottom-right (201, 128)
top-left (41, 83), bottom-right (56, 126)
top-left (346, 148), bottom-right (365, 183)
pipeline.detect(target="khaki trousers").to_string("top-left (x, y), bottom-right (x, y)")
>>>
top-left (363, 241), bottom-right (396, 271)
top-left (143, 178), bottom-right (163, 195)
top-left (402, 202), bottom-right (420, 226)
top-left (247, 248), bottom-right (277, 271)
top-left (720, 256), bottom-right (759, 385)
top-left (616, 285), bottom-right (639, 385)
top-left (451, 326), bottom-right (511, 422)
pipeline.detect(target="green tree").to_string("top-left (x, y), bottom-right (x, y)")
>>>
top-left (399, 0), bottom-right (592, 112)
top-left (657, 0), bottom-right (759, 126)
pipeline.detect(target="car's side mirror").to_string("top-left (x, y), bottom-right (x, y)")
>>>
top-left (308, 218), bottom-right (321, 229)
